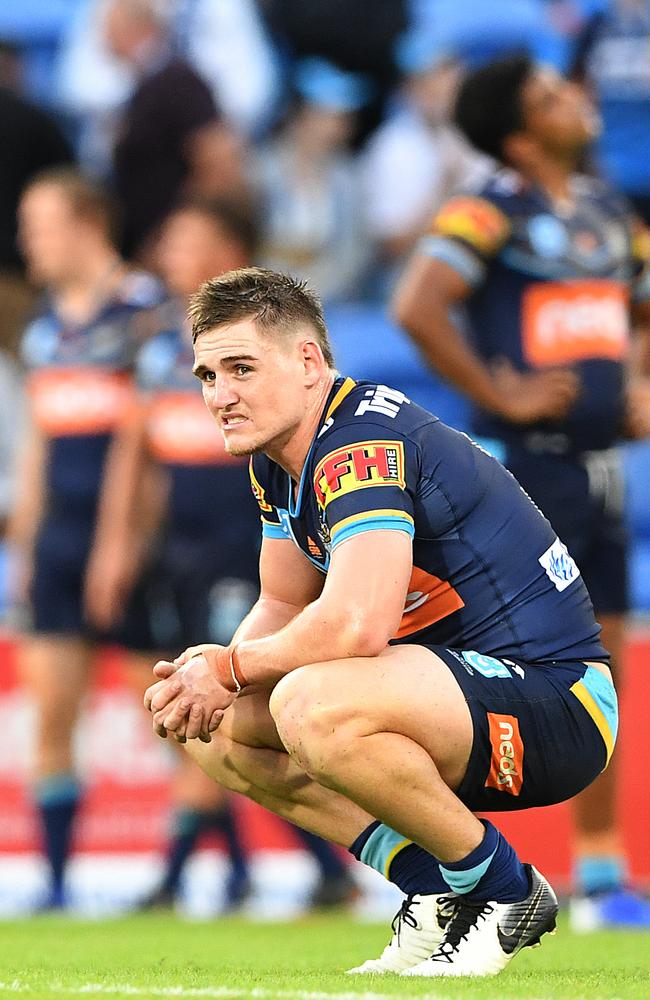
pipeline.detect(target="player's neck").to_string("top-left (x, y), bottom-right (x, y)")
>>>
top-left (267, 370), bottom-right (337, 485)
top-left (54, 249), bottom-right (125, 324)
top-left (520, 154), bottom-right (578, 212)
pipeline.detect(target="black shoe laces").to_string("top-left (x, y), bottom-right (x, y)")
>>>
top-left (392, 896), bottom-right (421, 943)
top-left (432, 898), bottom-right (495, 960)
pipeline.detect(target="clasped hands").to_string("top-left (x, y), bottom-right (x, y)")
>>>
top-left (144, 643), bottom-right (238, 744)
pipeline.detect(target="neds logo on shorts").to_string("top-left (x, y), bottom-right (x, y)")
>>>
top-left (485, 713), bottom-right (524, 796)
top-left (314, 440), bottom-right (406, 507)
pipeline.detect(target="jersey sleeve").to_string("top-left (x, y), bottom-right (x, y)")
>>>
top-left (249, 455), bottom-right (287, 540)
top-left (312, 421), bottom-right (418, 552)
top-left (418, 193), bottom-right (511, 289)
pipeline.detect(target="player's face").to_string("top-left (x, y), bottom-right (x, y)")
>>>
top-left (18, 185), bottom-right (86, 286)
top-left (157, 211), bottom-right (245, 298)
top-left (193, 318), bottom-right (316, 457)
top-left (521, 68), bottom-right (601, 156)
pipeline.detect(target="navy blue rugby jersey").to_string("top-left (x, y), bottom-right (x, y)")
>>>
top-left (250, 376), bottom-right (608, 665)
top-left (135, 307), bottom-right (258, 545)
top-left (21, 270), bottom-right (164, 512)
top-left (421, 170), bottom-right (650, 453)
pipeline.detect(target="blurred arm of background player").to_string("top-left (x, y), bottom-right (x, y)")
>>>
top-left (83, 399), bottom-right (168, 632)
top-left (623, 242), bottom-right (650, 440)
top-left (5, 419), bottom-right (47, 607)
top-left (392, 252), bottom-right (580, 424)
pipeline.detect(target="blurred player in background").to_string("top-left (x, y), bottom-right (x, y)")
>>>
top-left (7, 167), bottom-right (164, 909)
top-left (86, 199), bottom-right (356, 910)
top-left (393, 55), bottom-right (650, 929)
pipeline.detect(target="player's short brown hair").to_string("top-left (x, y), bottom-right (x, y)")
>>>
top-left (188, 266), bottom-right (335, 368)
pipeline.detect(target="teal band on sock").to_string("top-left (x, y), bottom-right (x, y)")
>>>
top-left (360, 823), bottom-right (412, 879)
top-left (34, 773), bottom-right (80, 807)
top-left (440, 848), bottom-right (497, 894)
top-left (575, 856), bottom-right (626, 895)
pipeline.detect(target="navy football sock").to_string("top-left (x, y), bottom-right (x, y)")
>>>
top-left (35, 773), bottom-right (81, 900)
top-left (439, 819), bottom-right (529, 902)
top-left (349, 821), bottom-right (448, 895)
top-left (208, 805), bottom-right (248, 880)
top-left (162, 809), bottom-right (203, 893)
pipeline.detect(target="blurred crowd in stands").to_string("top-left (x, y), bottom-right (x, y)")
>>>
top-left (2, 0), bottom-right (650, 914)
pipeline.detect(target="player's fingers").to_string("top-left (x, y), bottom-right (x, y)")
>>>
top-left (154, 722), bottom-right (168, 739)
top-left (208, 709), bottom-right (225, 732)
top-left (173, 645), bottom-right (205, 665)
top-left (160, 698), bottom-right (192, 733)
top-left (149, 679), bottom-right (182, 713)
top-left (152, 659), bottom-right (178, 678)
top-left (184, 704), bottom-right (204, 741)
top-left (144, 679), bottom-right (169, 712)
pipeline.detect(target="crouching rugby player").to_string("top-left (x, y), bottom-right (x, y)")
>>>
top-left (144, 267), bottom-right (617, 977)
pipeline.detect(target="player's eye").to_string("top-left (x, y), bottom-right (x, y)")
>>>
top-left (202, 370), bottom-right (216, 383)
top-left (235, 364), bottom-right (253, 376)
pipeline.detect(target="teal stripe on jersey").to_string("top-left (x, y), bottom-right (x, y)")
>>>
top-left (331, 516), bottom-right (415, 550)
top-left (261, 521), bottom-right (288, 539)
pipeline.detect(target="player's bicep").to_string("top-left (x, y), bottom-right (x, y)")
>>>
top-left (259, 535), bottom-right (324, 608)
top-left (321, 530), bottom-right (412, 646)
top-left (393, 253), bottom-right (473, 332)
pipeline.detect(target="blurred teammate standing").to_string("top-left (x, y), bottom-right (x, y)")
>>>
top-left (86, 198), bottom-right (356, 910)
top-left (7, 168), bottom-right (164, 909)
top-left (394, 56), bottom-right (650, 928)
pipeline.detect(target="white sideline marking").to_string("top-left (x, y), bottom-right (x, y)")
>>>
top-left (0, 984), bottom-right (600, 1000)
top-left (0, 985), bottom-right (457, 1000)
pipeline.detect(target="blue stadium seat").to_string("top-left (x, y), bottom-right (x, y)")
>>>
top-left (324, 302), bottom-right (470, 431)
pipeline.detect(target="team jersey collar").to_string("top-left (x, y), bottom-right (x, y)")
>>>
top-left (287, 374), bottom-right (356, 518)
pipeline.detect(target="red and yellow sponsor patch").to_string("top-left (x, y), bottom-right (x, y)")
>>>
top-left (28, 367), bottom-right (136, 436)
top-left (432, 196), bottom-right (511, 255)
top-left (485, 712), bottom-right (524, 796)
top-left (249, 458), bottom-right (272, 512)
top-left (396, 565), bottom-right (465, 639)
top-left (314, 440), bottom-right (406, 508)
top-left (522, 279), bottom-right (629, 367)
top-left (146, 392), bottom-right (238, 465)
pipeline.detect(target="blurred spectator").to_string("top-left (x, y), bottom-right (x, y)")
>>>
top-left (361, 47), bottom-right (492, 291)
top-left (86, 196), bottom-right (357, 911)
top-left (7, 167), bottom-right (165, 910)
top-left (0, 46), bottom-right (74, 355)
top-left (177, 0), bottom-right (282, 139)
top-left (57, 0), bottom-right (280, 179)
top-left (0, 0), bottom-right (80, 108)
top-left (102, 0), bottom-right (247, 261)
top-left (253, 58), bottom-right (372, 303)
top-left (259, 0), bottom-right (408, 140)
top-left (572, 0), bottom-right (650, 224)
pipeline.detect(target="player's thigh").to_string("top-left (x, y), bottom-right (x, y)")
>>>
top-left (270, 644), bottom-right (474, 789)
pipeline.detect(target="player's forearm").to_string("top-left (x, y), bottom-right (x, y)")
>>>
top-left (235, 597), bottom-right (385, 686)
top-left (230, 596), bottom-right (304, 645)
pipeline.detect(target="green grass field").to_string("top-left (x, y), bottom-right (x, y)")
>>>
top-left (0, 913), bottom-right (648, 1000)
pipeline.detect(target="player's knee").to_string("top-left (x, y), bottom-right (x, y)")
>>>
top-left (270, 669), bottom-right (360, 780)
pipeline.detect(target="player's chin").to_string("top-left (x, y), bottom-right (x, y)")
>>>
top-left (222, 433), bottom-right (260, 457)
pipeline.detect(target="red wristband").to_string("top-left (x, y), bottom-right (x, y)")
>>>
top-left (213, 645), bottom-right (247, 693)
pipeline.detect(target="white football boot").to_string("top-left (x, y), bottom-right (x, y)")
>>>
top-left (402, 865), bottom-right (558, 978)
top-left (346, 892), bottom-right (457, 974)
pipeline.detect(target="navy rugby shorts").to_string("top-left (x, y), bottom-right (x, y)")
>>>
top-left (428, 645), bottom-right (618, 813)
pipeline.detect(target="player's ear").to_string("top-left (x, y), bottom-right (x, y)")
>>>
top-left (300, 339), bottom-right (325, 387)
